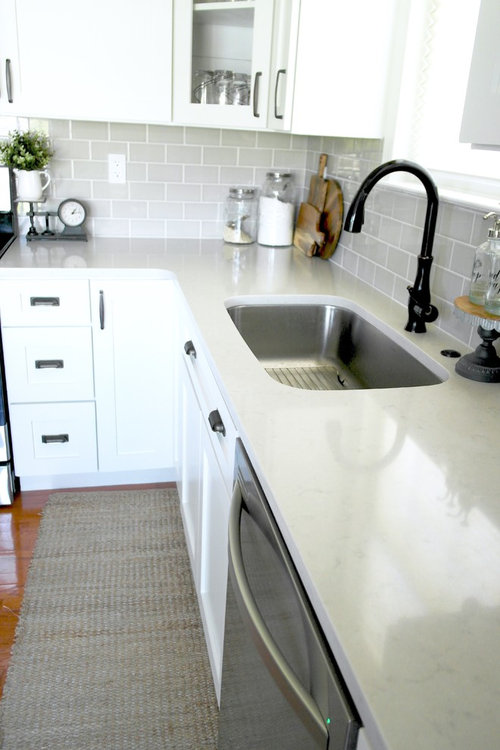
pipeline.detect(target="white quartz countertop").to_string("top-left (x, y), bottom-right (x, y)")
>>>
top-left (2, 237), bottom-right (499, 750)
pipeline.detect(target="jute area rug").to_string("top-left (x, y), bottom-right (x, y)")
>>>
top-left (0, 488), bottom-right (218, 749)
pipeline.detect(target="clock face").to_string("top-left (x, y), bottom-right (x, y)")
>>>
top-left (58, 199), bottom-right (86, 228)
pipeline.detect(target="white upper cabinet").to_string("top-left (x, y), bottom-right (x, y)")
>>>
top-left (290, 0), bottom-right (406, 138)
top-left (172, 0), bottom-right (297, 130)
top-left (2, 0), bottom-right (172, 123)
top-left (0, 0), bottom-right (22, 115)
top-left (460, 0), bottom-right (500, 148)
top-left (267, 0), bottom-right (300, 131)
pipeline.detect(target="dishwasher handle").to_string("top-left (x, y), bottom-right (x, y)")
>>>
top-left (228, 481), bottom-right (328, 747)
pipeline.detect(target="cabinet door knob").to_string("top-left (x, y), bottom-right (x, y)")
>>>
top-left (253, 71), bottom-right (262, 118)
top-left (274, 68), bottom-right (286, 119)
top-left (184, 340), bottom-right (197, 358)
top-left (208, 409), bottom-right (226, 437)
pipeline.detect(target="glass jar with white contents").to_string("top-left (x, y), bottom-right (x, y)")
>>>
top-left (257, 172), bottom-right (295, 246)
top-left (223, 187), bottom-right (258, 244)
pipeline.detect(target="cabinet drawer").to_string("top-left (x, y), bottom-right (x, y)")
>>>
top-left (9, 402), bottom-right (97, 476)
top-left (0, 280), bottom-right (90, 326)
top-left (2, 327), bottom-right (94, 403)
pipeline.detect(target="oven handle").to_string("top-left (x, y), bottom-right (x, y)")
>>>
top-left (228, 480), bottom-right (328, 746)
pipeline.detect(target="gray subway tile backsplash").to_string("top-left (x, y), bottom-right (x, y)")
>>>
top-left (26, 118), bottom-right (492, 348)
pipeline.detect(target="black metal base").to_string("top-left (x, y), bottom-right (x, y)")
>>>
top-left (455, 326), bottom-right (500, 383)
top-left (26, 232), bottom-right (87, 242)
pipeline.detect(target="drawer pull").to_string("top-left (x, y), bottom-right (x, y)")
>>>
top-left (253, 71), bottom-right (262, 118)
top-left (99, 290), bottom-right (105, 329)
top-left (208, 409), bottom-right (226, 437)
top-left (6, 59), bottom-right (13, 103)
top-left (41, 433), bottom-right (69, 444)
top-left (184, 340), bottom-right (197, 358)
top-left (30, 296), bottom-right (60, 307)
top-left (35, 359), bottom-right (64, 369)
top-left (274, 68), bottom-right (286, 119)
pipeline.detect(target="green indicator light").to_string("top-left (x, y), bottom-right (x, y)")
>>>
top-left (326, 718), bottom-right (331, 725)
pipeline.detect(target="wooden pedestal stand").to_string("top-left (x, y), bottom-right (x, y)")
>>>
top-left (454, 296), bottom-right (500, 382)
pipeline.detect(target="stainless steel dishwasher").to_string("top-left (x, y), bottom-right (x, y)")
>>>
top-left (218, 440), bottom-right (360, 750)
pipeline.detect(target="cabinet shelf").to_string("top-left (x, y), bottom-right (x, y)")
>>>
top-left (193, 1), bottom-right (254, 28)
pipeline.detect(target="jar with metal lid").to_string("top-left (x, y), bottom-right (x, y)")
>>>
top-left (257, 171), bottom-right (295, 246)
top-left (223, 186), bottom-right (258, 244)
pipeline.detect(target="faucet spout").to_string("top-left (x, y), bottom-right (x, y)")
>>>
top-left (344, 159), bottom-right (439, 333)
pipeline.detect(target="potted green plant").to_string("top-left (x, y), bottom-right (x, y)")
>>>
top-left (0, 129), bottom-right (54, 202)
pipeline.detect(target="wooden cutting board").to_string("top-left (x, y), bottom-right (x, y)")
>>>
top-left (317, 179), bottom-right (343, 259)
top-left (293, 203), bottom-right (325, 257)
top-left (293, 153), bottom-right (329, 256)
top-left (307, 153), bottom-right (329, 211)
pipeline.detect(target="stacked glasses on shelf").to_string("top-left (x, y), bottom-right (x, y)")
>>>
top-left (192, 70), bottom-right (251, 105)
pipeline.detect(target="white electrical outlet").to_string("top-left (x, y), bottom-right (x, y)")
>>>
top-left (108, 153), bottom-right (126, 184)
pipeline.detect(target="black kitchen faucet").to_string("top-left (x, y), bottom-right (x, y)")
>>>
top-left (344, 159), bottom-right (439, 333)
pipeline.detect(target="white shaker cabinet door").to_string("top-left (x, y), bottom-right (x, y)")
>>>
top-left (177, 356), bottom-right (203, 587)
top-left (172, 0), bottom-right (275, 129)
top-left (291, 0), bottom-right (405, 138)
top-left (0, 0), bottom-right (23, 115)
top-left (90, 279), bottom-right (175, 473)
top-left (12, 0), bottom-right (172, 123)
top-left (198, 419), bottom-right (230, 705)
top-left (266, 0), bottom-right (300, 131)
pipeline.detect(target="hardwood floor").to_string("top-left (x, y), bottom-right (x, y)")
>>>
top-left (0, 482), bottom-right (173, 699)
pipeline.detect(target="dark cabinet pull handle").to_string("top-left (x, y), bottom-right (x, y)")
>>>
top-left (184, 340), bottom-right (197, 358)
top-left (35, 359), bottom-right (64, 369)
top-left (30, 296), bottom-right (60, 307)
top-left (253, 71), bottom-right (262, 118)
top-left (208, 409), bottom-right (226, 437)
top-left (274, 68), bottom-right (286, 119)
top-left (99, 290), bottom-right (105, 329)
top-left (6, 59), bottom-right (13, 103)
top-left (41, 434), bottom-right (69, 444)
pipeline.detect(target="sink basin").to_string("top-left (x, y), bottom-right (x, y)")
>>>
top-left (226, 300), bottom-right (446, 391)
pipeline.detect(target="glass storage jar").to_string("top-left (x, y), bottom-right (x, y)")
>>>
top-left (257, 172), bottom-right (295, 246)
top-left (223, 186), bottom-right (258, 244)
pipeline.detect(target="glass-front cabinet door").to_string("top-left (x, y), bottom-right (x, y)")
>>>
top-left (173, 0), bottom-right (284, 129)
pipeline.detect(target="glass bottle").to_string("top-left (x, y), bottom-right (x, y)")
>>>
top-left (484, 217), bottom-right (500, 314)
top-left (223, 186), bottom-right (258, 244)
top-left (257, 172), bottom-right (295, 246)
top-left (469, 212), bottom-right (500, 306)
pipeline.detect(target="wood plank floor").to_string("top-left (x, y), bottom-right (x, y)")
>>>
top-left (0, 482), bottom-right (173, 699)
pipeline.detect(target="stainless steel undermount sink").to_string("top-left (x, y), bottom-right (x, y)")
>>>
top-left (226, 299), bottom-right (447, 391)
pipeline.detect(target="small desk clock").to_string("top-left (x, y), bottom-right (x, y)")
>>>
top-left (25, 198), bottom-right (88, 242)
top-left (57, 199), bottom-right (87, 239)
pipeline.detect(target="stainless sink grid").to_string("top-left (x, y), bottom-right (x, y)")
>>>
top-left (265, 361), bottom-right (361, 390)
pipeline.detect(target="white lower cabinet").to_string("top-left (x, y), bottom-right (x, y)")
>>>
top-left (1, 327), bottom-right (94, 403)
top-left (0, 277), bottom-right (175, 486)
top-left (198, 426), bottom-right (232, 696)
top-left (178, 356), bottom-right (203, 582)
top-left (8, 402), bottom-right (98, 476)
top-left (176, 301), bottom-right (237, 704)
top-left (90, 280), bottom-right (174, 473)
